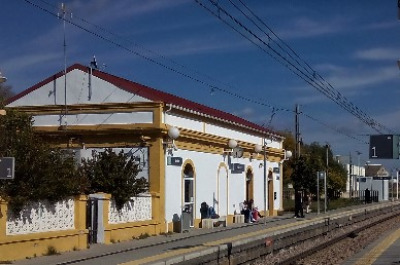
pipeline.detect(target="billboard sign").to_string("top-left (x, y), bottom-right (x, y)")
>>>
top-left (369, 135), bottom-right (399, 159)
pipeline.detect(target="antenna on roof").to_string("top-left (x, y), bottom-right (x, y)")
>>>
top-left (88, 55), bottom-right (98, 101)
top-left (58, 3), bottom-right (72, 129)
top-left (90, 55), bottom-right (98, 69)
top-left (60, 3), bottom-right (68, 126)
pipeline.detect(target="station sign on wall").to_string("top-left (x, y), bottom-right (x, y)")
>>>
top-left (0, 157), bottom-right (15, 179)
top-left (369, 135), bottom-right (399, 159)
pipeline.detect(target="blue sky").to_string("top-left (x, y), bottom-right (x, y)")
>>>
top-left (1, 0), bottom-right (400, 171)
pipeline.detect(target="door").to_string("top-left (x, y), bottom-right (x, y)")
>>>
top-left (86, 197), bottom-right (98, 244)
top-left (246, 169), bottom-right (254, 202)
top-left (183, 164), bottom-right (194, 228)
top-left (268, 170), bottom-right (274, 216)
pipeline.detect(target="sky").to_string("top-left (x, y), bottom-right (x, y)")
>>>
top-left (1, 0), bottom-right (400, 173)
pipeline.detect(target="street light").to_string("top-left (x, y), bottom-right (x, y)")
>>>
top-left (0, 72), bottom-right (7, 115)
top-left (254, 140), bottom-right (268, 224)
top-left (254, 143), bottom-right (292, 224)
top-left (355, 151), bottom-right (362, 194)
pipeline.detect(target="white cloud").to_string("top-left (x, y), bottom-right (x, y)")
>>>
top-left (354, 47), bottom-right (400, 61)
top-left (4, 52), bottom-right (60, 73)
top-left (327, 66), bottom-right (399, 90)
top-left (279, 16), bottom-right (350, 39)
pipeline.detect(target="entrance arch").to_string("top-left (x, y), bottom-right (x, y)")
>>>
top-left (245, 169), bottom-right (254, 202)
top-left (182, 163), bottom-right (195, 227)
top-left (268, 169), bottom-right (274, 216)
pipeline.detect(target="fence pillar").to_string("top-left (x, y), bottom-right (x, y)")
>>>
top-left (100, 193), bottom-right (112, 244)
top-left (0, 198), bottom-right (7, 242)
top-left (74, 195), bottom-right (89, 250)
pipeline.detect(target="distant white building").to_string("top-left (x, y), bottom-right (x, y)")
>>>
top-left (336, 155), bottom-right (365, 195)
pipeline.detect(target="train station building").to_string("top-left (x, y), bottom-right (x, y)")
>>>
top-left (5, 63), bottom-right (290, 243)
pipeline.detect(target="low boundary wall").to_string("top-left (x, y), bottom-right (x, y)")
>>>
top-left (0, 195), bottom-right (88, 261)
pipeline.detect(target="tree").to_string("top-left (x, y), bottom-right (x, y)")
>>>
top-left (0, 83), bottom-right (14, 106)
top-left (280, 130), bottom-right (296, 187)
top-left (0, 108), bottom-right (149, 213)
top-left (284, 133), bottom-right (347, 197)
top-left (0, 110), bottom-right (82, 213)
top-left (79, 148), bottom-right (149, 209)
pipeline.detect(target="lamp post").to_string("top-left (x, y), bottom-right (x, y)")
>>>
top-left (255, 143), bottom-right (291, 224)
top-left (325, 144), bottom-right (329, 213)
top-left (355, 151), bottom-right (361, 194)
top-left (397, 169), bottom-right (399, 200)
top-left (0, 72), bottom-right (7, 116)
top-left (254, 143), bottom-right (266, 223)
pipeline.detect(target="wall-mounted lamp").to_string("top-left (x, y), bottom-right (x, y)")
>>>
top-left (224, 139), bottom-right (238, 154)
top-left (163, 126), bottom-right (180, 155)
top-left (284, 150), bottom-right (293, 161)
top-left (228, 139), bottom-right (237, 149)
top-left (254, 144), bottom-right (263, 154)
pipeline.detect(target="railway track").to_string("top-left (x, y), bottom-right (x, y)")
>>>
top-left (255, 205), bottom-right (400, 265)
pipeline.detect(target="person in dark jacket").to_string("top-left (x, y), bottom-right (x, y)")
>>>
top-left (294, 190), bottom-right (304, 218)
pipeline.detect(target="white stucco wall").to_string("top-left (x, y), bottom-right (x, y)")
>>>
top-left (7, 69), bottom-right (151, 107)
top-left (164, 148), bottom-right (281, 224)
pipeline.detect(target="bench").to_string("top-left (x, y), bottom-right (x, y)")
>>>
top-left (201, 216), bottom-right (227, 228)
top-left (234, 214), bottom-right (245, 224)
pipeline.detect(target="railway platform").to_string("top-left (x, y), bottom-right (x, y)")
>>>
top-left (9, 201), bottom-right (400, 265)
top-left (342, 219), bottom-right (400, 265)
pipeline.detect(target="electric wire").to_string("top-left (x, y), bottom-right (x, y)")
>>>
top-left (195, 0), bottom-right (393, 135)
top-left (21, 0), bottom-right (369, 145)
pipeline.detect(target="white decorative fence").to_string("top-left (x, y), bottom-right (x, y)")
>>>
top-left (108, 194), bottom-right (152, 224)
top-left (6, 199), bottom-right (75, 235)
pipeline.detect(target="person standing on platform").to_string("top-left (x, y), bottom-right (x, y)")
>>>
top-left (294, 190), bottom-right (304, 218)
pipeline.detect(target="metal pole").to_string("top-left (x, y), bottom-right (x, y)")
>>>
top-left (324, 171), bottom-right (327, 213)
top-left (357, 152), bottom-right (360, 194)
top-left (263, 139), bottom-right (267, 225)
top-left (317, 172), bottom-right (320, 215)
top-left (397, 169), bottom-right (399, 200)
top-left (325, 145), bottom-right (329, 213)
top-left (349, 152), bottom-right (352, 198)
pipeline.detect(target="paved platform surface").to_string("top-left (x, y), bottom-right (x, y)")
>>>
top-left (8, 202), bottom-right (397, 265)
top-left (342, 220), bottom-right (400, 265)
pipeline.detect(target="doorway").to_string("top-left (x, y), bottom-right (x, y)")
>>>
top-left (268, 170), bottom-right (274, 216)
top-left (183, 164), bottom-right (194, 228)
top-left (245, 169), bottom-right (254, 202)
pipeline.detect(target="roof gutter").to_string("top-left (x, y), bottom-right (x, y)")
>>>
top-left (165, 103), bottom-right (283, 140)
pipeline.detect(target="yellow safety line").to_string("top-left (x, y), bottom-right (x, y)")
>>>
top-left (352, 228), bottom-right (400, 265)
top-left (119, 218), bottom-right (320, 265)
top-left (120, 208), bottom-right (388, 265)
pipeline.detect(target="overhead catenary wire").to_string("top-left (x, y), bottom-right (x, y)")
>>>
top-left (195, 0), bottom-right (393, 135)
top-left (21, 0), bottom-right (368, 144)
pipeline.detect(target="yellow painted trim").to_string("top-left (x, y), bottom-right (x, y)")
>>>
top-left (10, 102), bottom-right (163, 114)
top-left (0, 199), bottom-right (7, 242)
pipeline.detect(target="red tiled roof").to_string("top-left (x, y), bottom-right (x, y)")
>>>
top-left (7, 63), bottom-right (279, 137)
